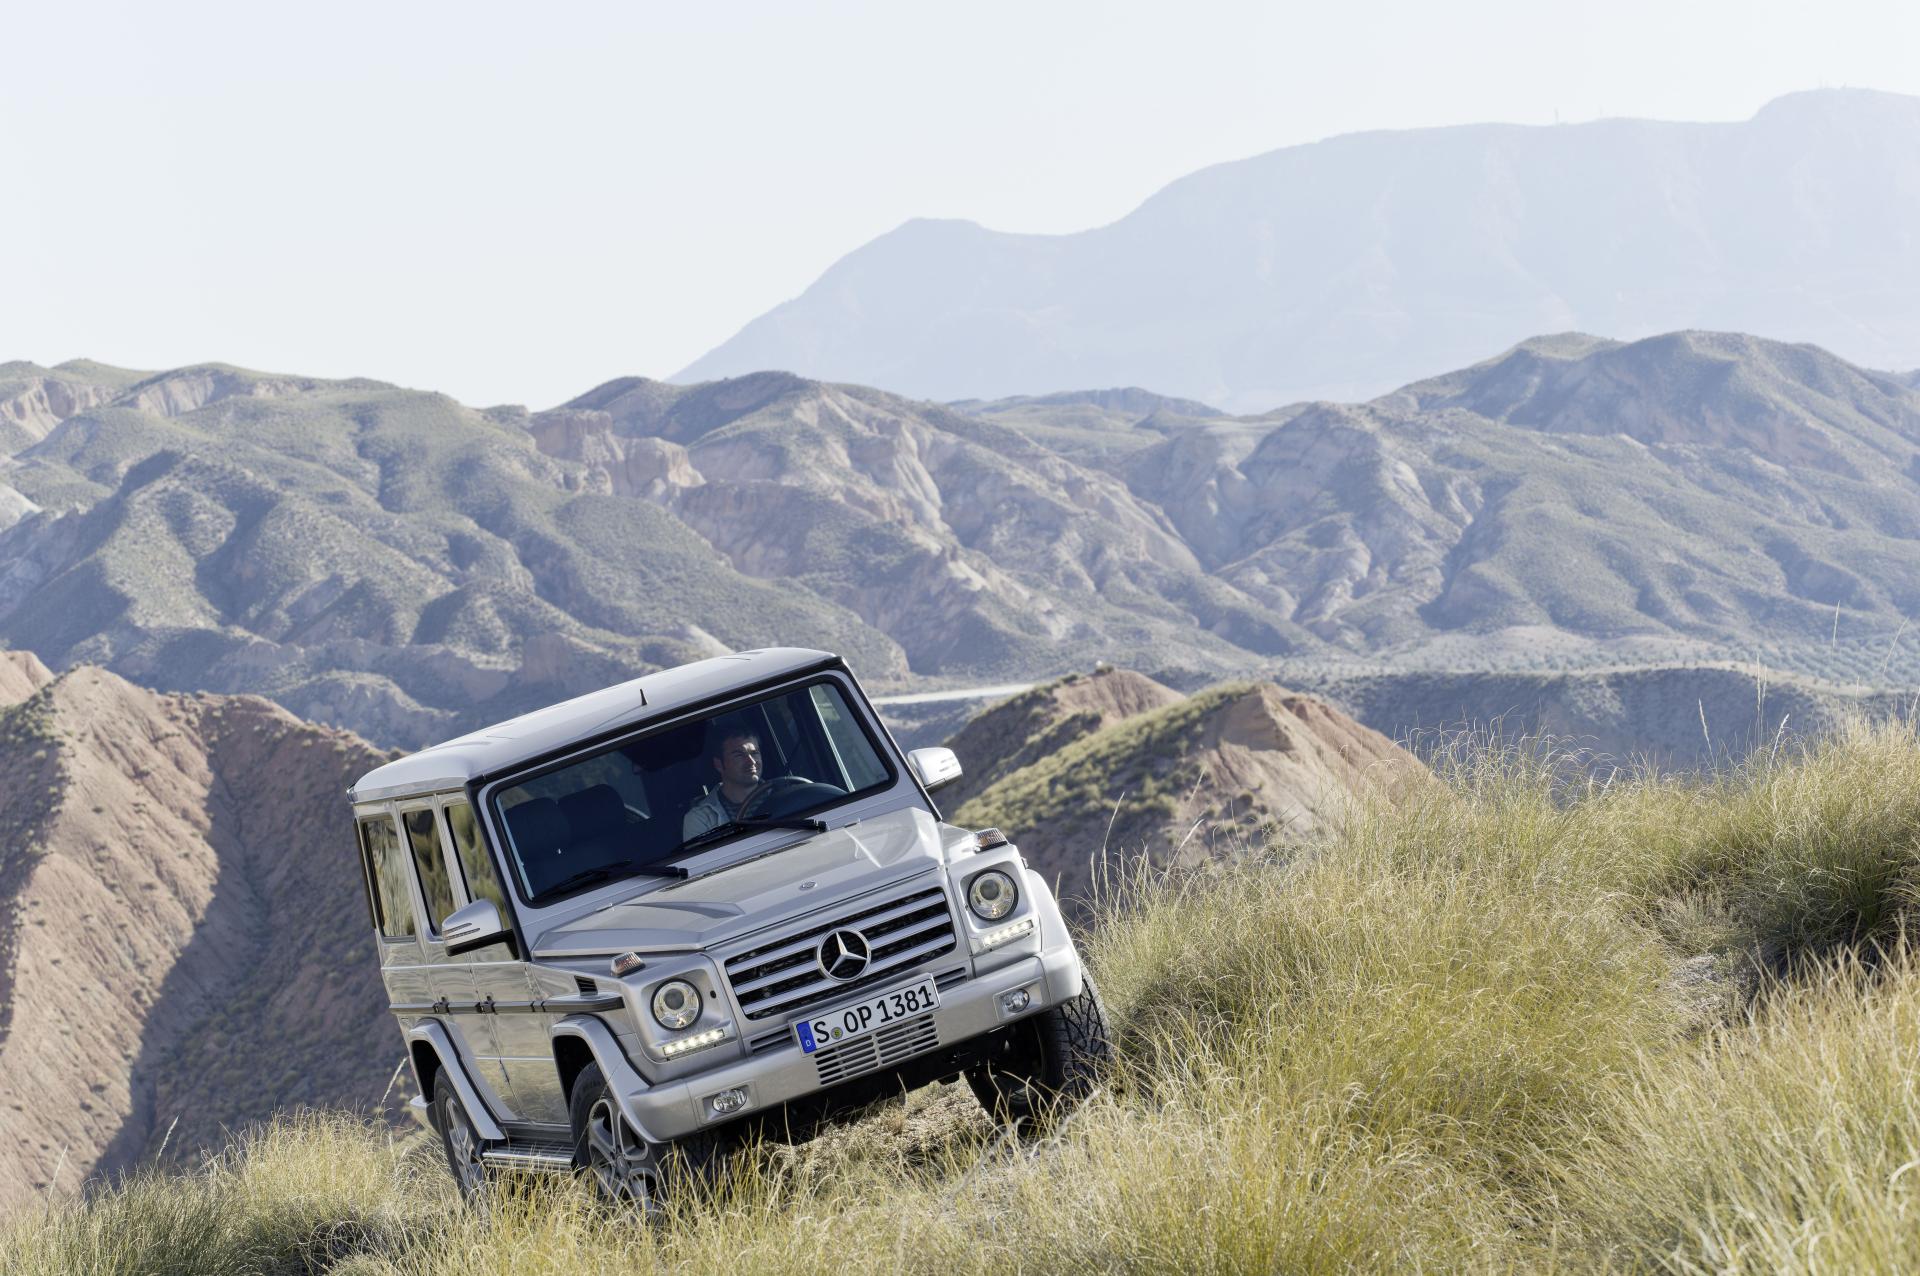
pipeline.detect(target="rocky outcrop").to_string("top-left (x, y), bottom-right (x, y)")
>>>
top-left (0, 649), bottom-right (52, 704)
top-left (0, 362), bottom-right (137, 453)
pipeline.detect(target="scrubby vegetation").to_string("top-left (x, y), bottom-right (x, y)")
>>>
top-left (11, 721), bottom-right (1920, 1274)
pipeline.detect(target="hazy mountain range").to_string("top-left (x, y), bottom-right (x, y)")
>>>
top-left (679, 90), bottom-right (1920, 412)
top-left (4, 325), bottom-right (1920, 748)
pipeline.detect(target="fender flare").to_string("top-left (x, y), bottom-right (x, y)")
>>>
top-left (402, 1021), bottom-right (506, 1142)
top-left (1020, 862), bottom-right (1086, 1000)
top-left (549, 1014), bottom-right (670, 1144)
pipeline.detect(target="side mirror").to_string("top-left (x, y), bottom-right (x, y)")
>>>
top-left (442, 899), bottom-right (510, 957)
top-left (907, 746), bottom-right (963, 793)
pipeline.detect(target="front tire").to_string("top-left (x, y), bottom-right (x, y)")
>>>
top-left (431, 1071), bottom-right (490, 1206)
top-left (569, 1063), bottom-right (722, 1210)
top-left (966, 973), bottom-right (1112, 1132)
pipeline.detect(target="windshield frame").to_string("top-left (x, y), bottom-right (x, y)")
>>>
top-left (478, 671), bottom-right (905, 912)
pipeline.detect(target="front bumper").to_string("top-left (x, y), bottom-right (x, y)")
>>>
top-left (611, 937), bottom-right (1084, 1143)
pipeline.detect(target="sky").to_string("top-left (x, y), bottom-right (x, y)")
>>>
top-left (6, 0), bottom-right (1919, 409)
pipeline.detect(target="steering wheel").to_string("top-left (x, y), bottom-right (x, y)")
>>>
top-left (739, 774), bottom-right (846, 821)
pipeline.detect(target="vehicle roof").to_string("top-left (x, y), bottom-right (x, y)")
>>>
top-left (349, 647), bottom-right (841, 804)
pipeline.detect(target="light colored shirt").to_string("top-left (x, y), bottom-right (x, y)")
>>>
top-left (682, 786), bottom-right (744, 840)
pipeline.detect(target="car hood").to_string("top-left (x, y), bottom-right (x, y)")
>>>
top-left (531, 805), bottom-right (963, 957)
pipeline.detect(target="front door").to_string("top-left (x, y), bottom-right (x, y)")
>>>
top-left (397, 803), bottom-right (514, 1119)
top-left (442, 799), bottom-right (564, 1123)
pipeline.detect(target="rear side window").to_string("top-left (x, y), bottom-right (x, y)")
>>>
top-left (404, 808), bottom-right (458, 936)
top-left (360, 816), bottom-right (416, 939)
top-left (446, 802), bottom-right (508, 915)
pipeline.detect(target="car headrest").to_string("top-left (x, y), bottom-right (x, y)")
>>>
top-left (504, 797), bottom-right (568, 856)
top-left (561, 784), bottom-right (626, 840)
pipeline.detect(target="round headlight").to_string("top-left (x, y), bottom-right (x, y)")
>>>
top-left (651, 979), bottom-right (701, 1030)
top-left (968, 869), bottom-right (1018, 920)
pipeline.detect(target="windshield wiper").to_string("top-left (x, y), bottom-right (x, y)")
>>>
top-left (678, 816), bottom-right (827, 854)
top-left (540, 860), bottom-right (690, 899)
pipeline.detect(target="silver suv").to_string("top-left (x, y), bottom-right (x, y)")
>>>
top-left (349, 648), bottom-right (1109, 1204)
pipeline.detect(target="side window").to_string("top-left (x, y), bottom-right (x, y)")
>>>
top-left (404, 808), bottom-right (458, 936)
top-left (812, 684), bottom-right (889, 791)
top-left (445, 801), bottom-right (508, 915)
top-left (360, 815), bottom-right (416, 940)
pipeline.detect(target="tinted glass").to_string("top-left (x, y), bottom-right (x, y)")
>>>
top-left (404, 808), bottom-right (458, 936)
top-left (492, 679), bottom-right (894, 903)
top-left (446, 801), bottom-right (508, 914)
top-left (360, 815), bottom-right (416, 939)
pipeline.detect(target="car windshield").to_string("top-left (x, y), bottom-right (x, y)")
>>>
top-left (490, 679), bottom-right (895, 904)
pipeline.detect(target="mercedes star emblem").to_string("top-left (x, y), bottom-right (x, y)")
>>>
top-left (817, 928), bottom-right (871, 981)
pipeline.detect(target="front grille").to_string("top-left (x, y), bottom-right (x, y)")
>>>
top-left (723, 885), bottom-right (957, 1022)
top-left (813, 1013), bottom-right (939, 1086)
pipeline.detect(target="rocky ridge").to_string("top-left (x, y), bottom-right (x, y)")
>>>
top-left (0, 661), bottom-right (394, 1215)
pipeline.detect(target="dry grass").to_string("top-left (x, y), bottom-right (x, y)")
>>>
top-left (10, 720), bottom-right (1920, 1274)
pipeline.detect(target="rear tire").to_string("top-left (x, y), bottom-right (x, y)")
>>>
top-left (431, 1071), bottom-right (490, 1206)
top-left (966, 973), bottom-right (1112, 1132)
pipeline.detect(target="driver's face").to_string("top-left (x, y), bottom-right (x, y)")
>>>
top-left (715, 736), bottom-right (762, 790)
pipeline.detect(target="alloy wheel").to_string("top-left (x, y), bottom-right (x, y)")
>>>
top-left (439, 1090), bottom-right (490, 1205)
top-left (585, 1094), bottom-right (659, 1208)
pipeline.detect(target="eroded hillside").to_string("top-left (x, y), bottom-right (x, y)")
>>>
top-left (0, 661), bottom-right (393, 1215)
top-left (952, 676), bottom-right (1419, 909)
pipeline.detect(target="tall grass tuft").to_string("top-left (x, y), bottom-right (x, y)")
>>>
top-left (1560, 953), bottom-right (1920, 1271)
top-left (0, 1113), bottom-right (443, 1276)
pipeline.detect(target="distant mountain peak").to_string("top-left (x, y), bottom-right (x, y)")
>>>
top-left (677, 89), bottom-right (1920, 412)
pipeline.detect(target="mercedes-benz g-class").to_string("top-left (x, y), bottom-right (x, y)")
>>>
top-left (349, 648), bottom-right (1109, 1204)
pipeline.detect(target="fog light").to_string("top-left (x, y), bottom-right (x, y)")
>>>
top-left (999, 988), bottom-right (1032, 1015)
top-left (660, 1026), bottom-right (728, 1059)
top-left (973, 915), bottom-right (1036, 952)
top-left (707, 1086), bottom-right (750, 1116)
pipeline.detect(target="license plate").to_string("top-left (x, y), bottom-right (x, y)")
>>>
top-left (793, 978), bottom-right (940, 1054)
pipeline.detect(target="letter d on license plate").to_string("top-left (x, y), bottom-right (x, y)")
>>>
top-left (794, 977), bottom-right (940, 1054)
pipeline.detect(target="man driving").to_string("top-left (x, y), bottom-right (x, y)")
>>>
top-left (682, 724), bottom-right (764, 840)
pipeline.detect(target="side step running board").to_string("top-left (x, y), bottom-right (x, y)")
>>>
top-left (480, 1141), bottom-right (575, 1173)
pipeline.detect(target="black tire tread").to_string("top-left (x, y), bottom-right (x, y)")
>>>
top-left (967, 973), bottom-right (1112, 1129)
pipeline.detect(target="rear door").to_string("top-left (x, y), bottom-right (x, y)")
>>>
top-left (358, 809), bottom-right (428, 1017)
